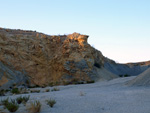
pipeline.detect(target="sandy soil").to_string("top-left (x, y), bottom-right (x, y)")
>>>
top-left (127, 68), bottom-right (150, 86)
top-left (1, 76), bottom-right (150, 113)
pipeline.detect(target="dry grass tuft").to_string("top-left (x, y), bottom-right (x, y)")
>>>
top-left (28, 100), bottom-right (41, 113)
top-left (51, 87), bottom-right (60, 91)
top-left (80, 91), bottom-right (85, 96)
top-left (46, 98), bottom-right (56, 108)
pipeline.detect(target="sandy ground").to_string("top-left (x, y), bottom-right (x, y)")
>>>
top-left (1, 76), bottom-right (150, 113)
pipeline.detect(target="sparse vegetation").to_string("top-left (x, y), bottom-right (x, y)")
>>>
top-left (124, 74), bottom-right (130, 77)
top-left (0, 109), bottom-right (5, 113)
top-left (51, 87), bottom-right (60, 91)
top-left (20, 88), bottom-right (29, 94)
top-left (28, 85), bottom-right (40, 88)
top-left (119, 74), bottom-right (130, 77)
top-left (30, 89), bottom-right (40, 93)
top-left (48, 82), bottom-right (54, 87)
top-left (0, 90), bottom-right (5, 96)
top-left (48, 82), bottom-right (59, 87)
top-left (16, 95), bottom-right (30, 104)
top-left (46, 98), bottom-right (56, 108)
top-left (28, 100), bottom-right (41, 113)
top-left (45, 89), bottom-right (50, 92)
top-left (119, 75), bottom-right (123, 77)
top-left (1, 98), bottom-right (9, 106)
top-left (87, 80), bottom-right (95, 84)
top-left (1, 98), bottom-right (19, 112)
top-left (11, 88), bottom-right (20, 94)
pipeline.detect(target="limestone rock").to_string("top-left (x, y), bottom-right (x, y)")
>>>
top-left (0, 28), bottom-right (116, 89)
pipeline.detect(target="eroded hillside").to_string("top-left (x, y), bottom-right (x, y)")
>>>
top-left (0, 28), bottom-right (115, 89)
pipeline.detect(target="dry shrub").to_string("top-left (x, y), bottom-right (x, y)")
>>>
top-left (28, 100), bottom-right (41, 113)
top-left (46, 98), bottom-right (56, 108)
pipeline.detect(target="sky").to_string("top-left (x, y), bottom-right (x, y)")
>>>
top-left (0, 0), bottom-right (150, 63)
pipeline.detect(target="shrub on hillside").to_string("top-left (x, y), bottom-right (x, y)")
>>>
top-left (1, 98), bottom-right (19, 112)
top-left (16, 95), bottom-right (30, 104)
top-left (11, 88), bottom-right (20, 94)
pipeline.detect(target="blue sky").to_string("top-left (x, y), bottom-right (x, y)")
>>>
top-left (0, 0), bottom-right (150, 63)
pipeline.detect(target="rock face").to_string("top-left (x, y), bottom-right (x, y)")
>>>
top-left (104, 58), bottom-right (150, 76)
top-left (127, 68), bottom-right (150, 86)
top-left (0, 28), bottom-right (118, 89)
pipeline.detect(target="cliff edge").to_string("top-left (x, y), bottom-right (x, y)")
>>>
top-left (0, 28), bottom-right (117, 89)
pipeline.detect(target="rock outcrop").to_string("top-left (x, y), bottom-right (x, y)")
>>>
top-left (0, 28), bottom-right (117, 89)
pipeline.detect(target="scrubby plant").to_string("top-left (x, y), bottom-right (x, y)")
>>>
top-left (28, 100), bottom-right (41, 113)
top-left (51, 87), bottom-right (60, 91)
top-left (119, 75), bottom-right (123, 77)
top-left (46, 98), bottom-right (56, 108)
top-left (0, 90), bottom-right (5, 96)
top-left (20, 88), bottom-right (29, 94)
top-left (48, 82), bottom-right (54, 87)
top-left (0, 109), bottom-right (5, 113)
top-left (119, 74), bottom-right (130, 77)
top-left (1, 98), bottom-right (19, 112)
top-left (30, 90), bottom-right (40, 93)
top-left (1, 98), bottom-right (9, 106)
top-left (87, 80), bottom-right (95, 84)
top-left (16, 95), bottom-right (30, 104)
top-left (28, 85), bottom-right (40, 88)
top-left (11, 88), bottom-right (20, 94)
top-left (6, 100), bottom-right (19, 112)
top-left (124, 74), bottom-right (130, 77)
top-left (45, 89), bottom-right (50, 92)
top-left (5, 89), bottom-right (10, 92)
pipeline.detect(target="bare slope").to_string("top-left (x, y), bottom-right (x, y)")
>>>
top-left (127, 68), bottom-right (150, 86)
top-left (104, 58), bottom-right (150, 76)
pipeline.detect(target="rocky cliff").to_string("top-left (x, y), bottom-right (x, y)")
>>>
top-left (0, 28), bottom-right (118, 89)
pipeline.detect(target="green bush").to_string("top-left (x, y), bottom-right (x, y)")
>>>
top-left (1, 98), bottom-right (19, 112)
top-left (6, 100), bottom-right (19, 112)
top-left (46, 98), bottom-right (56, 107)
top-left (16, 96), bottom-right (30, 104)
top-left (11, 88), bottom-right (20, 94)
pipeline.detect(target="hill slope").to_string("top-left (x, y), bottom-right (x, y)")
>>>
top-left (127, 68), bottom-right (150, 86)
top-left (0, 28), bottom-right (117, 89)
top-left (104, 58), bottom-right (150, 76)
